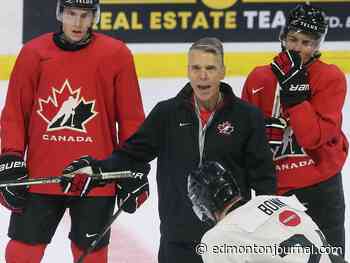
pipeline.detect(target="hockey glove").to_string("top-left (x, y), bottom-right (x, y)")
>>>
top-left (265, 117), bottom-right (288, 152)
top-left (271, 50), bottom-right (311, 107)
top-left (116, 177), bottom-right (149, 214)
top-left (0, 154), bottom-right (28, 213)
top-left (116, 162), bottom-right (150, 213)
top-left (60, 156), bottom-right (105, 197)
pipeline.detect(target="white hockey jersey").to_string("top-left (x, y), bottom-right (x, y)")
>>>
top-left (201, 195), bottom-right (342, 263)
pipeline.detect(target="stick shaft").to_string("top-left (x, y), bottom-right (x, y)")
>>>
top-left (0, 171), bottom-right (133, 188)
top-left (75, 198), bottom-right (128, 263)
top-left (75, 183), bottom-right (148, 263)
top-left (0, 177), bottom-right (61, 188)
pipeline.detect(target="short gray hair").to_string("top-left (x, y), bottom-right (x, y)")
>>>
top-left (189, 37), bottom-right (224, 65)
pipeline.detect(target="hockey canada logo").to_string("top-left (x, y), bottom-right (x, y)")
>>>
top-left (273, 126), bottom-right (315, 172)
top-left (217, 121), bottom-right (234, 135)
top-left (273, 126), bottom-right (307, 160)
top-left (37, 79), bottom-right (98, 133)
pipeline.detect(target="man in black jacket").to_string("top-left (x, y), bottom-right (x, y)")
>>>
top-left (60, 37), bottom-right (276, 263)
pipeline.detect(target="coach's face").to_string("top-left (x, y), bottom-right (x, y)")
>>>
top-left (188, 50), bottom-right (225, 111)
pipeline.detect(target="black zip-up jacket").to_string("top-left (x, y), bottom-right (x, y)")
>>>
top-left (99, 82), bottom-right (276, 242)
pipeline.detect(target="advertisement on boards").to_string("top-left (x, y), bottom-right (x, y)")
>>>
top-left (23, 0), bottom-right (350, 43)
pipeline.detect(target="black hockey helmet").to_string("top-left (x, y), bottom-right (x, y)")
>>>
top-left (56, 0), bottom-right (100, 24)
top-left (281, 4), bottom-right (328, 42)
top-left (187, 161), bottom-right (242, 225)
top-left (60, 0), bottom-right (99, 10)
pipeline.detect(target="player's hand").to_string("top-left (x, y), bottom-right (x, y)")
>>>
top-left (116, 162), bottom-right (150, 213)
top-left (0, 154), bottom-right (28, 213)
top-left (117, 179), bottom-right (149, 214)
top-left (265, 117), bottom-right (288, 152)
top-left (60, 156), bottom-right (105, 197)
top-left (271, 50), bottom-right (311, 107)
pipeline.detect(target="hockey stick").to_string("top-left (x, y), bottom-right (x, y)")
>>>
top-left (272, 83), bottom-right (281, 118)
top-left (75, 182), bottom-right (149, 263)
top-left (0, 171), bottom-right (134, 188)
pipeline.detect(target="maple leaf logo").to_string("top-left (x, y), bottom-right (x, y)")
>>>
top-left (217, 121), bottom-right (234, 135)
top-left (37, 79), bottom-right (98, 133)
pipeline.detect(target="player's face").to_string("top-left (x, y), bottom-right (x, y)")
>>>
top-left (188, 50), bottom-right (225, 111)
top-left (62, 8), bottom-right (94, 43)
top-left (285, 31), bottom-right (319, 64)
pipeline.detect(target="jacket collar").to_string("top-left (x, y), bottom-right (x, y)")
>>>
top-left (176, 82), bottom-right (237, 108)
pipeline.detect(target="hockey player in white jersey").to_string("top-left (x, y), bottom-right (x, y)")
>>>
top-left (187, 161), bottom-right (347, 263)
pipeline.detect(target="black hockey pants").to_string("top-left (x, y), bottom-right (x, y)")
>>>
top-left (285, 173), bottom-right (345, 258)
top-left (158, 236), bottom-right (203, 263)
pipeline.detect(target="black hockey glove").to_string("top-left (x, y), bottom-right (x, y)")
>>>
top-left (271, 50), bottom-right (311, 107)
top-left (265, 117), bottom-right (288, 152)
top-left (0, 154), bottom-right (28, 213)
top-left (60, 156), bottom-right (105, 197)
top-left (116, 162), bottom-right (150, 214)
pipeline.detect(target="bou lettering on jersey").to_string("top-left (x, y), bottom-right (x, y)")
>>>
top-left (0, 161), bottom-right (25, 172)
top-left (289, 84), bottom-right (310, 92)
top-left (257, 198), bottom-right (287, 215)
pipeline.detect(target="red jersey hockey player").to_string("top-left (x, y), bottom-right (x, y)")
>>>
top-left (188, 162), bottom-right (347, 263)
top-left (0, 1), bottom-right (149, 262)
top-left (241, 3), bottom-right (348, 257)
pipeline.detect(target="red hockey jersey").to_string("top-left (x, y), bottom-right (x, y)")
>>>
top-left (242, 59), bottom-right (348, 194)
top-left (0, 33), bottom-right (145, 196)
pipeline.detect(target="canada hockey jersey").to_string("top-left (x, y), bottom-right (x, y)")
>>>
top-left (201, 195), bottom-right (343, 263)
top-left (0, 33), bottom-right (145, 196)
top-left (241, 60), bottom-right (348, 194)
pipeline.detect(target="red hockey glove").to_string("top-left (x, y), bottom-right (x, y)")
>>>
top-left (265, 117), bottom-right (288, 152)
top-left (60, 156), bottom-right (105, 197)
top-left (0, 154), bottom-right (28, 213)
top-left (271, 50), bottom-right (311, 107)
top-left (116, 167), bottom-right (150, 214)
top-left (61, 156), bottom-right (151, 198)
